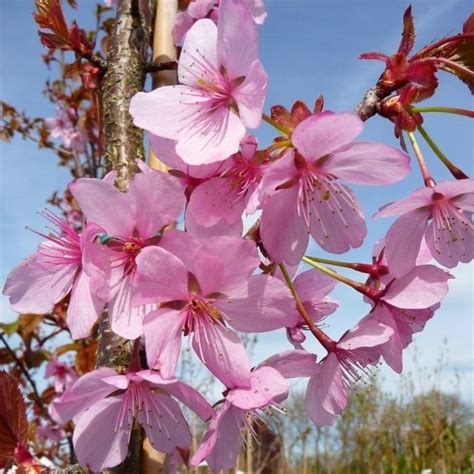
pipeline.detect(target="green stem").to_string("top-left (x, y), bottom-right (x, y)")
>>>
top-left (417, 125), bottom-right (469, 180)
top-left (278, 263), bottom-right (334, 349)
top-left (262, 113), bottom-right (292, 137)
top-left (407, 131), bottom-right (436, 188)
top-left (301, 257), bottom-right (377, 299)
top-left (412, 106), bottom-right (474, 118)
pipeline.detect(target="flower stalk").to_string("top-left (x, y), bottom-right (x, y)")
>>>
top-left (278, 263), bottom-right (334, 350)
top-left (417, 124), bottom-right (469, 180)
top-left (407, 131), bottom-right (436, 187)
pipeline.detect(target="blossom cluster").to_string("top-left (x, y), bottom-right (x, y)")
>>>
top-left (3, 0), bottom-right (472, 472)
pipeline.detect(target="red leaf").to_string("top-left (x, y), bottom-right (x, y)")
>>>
top-left (0, 372), bottom-right (28, 465)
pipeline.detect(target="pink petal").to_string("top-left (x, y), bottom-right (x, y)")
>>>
top-left (185, 210), bottom-right (244, 240)
top-left (50, 368), bottom-right (118, 424)
top-left (191, 402), bottom-right (242, 472)
top-left (67, 270), bottom-right (104, 340)
top-left (73, 396), bottom-right (130, 472)
top-left (338, 319), bottom-right (393, 351)
top-left (139, 391), bottom-right (191, 453)
top-left (130, 85), bottom-right (203, 141)
top-left (192, 320), bottom-right (251, 388)
top-left (294, 269), bottom-right (338, 303)
top-left (172, 11), bottom-right (195, 45)
top-left (128, 171), bottom-right (185, 238)
top-left (143, 308), bottom-right (185, 378)
top-left (217, 0), bottom-right (258, 80)
top-left (373, 186), bottom-right (432, 218)
top-left (227, 366), bottom-right (288, 409)
top-left (309, 183), bottom-right (366, 254)
top-left (425, 208), bottom-right (474, 268)
top-left (434, 178), bottom-right (474, 201)
top-left (159, 229), bottom-right (200, 268)
top-left (382, 264), bottom-right (452, 309)
top-left (178, 19), bottom-right (218, 86)
top-left (3, 250), bottom-right (77, 315)
top-left (233, 59), bottom-right (268, 128)
top-left (292, 112), bottom-right (363, 162)
top-left (322, 142), bottom-right (410, 185)
top-left (108, 272), bottom-right (149, 340)
top-left (134, 247), bottom-right (189, 305)
top-left (367, 305), bottom-right (404, 373)
top-left (192, 250), bottom-right (225, 296)
top-left (384, 208), bottom-right (430, 277)
top-left (260, 187), bottom-right (310, 265)
top-left (187, 177), bottom-right (245, 227)
top-left (258, 350), bottom-right (319, 378)
top-left (149, 135), bottom-right (223, 178)
top-left (139, 371), bottom-right (215, 421)
top-left (251, 148), bottom-right (297, 209)
top-left (305, 353), bottom-right (347, 427)
top-left (215, 274), bottom-right (297, 332)
top-left (80, 224), bottom-right (112, 302)
top-left (198, 236), bottom-right (259, 293)
top-left (175, 106), bottom-right (245, 165)
top-left (70, 178), bottom-right (134, 236)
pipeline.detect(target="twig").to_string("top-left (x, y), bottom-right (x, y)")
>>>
top-left (0, 331), bottom-right (54, 423)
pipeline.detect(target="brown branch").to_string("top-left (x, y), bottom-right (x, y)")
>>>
top-left (101, 0), bottom-right (152, 191)
top-left (354, 80), bottom-right (406, 121)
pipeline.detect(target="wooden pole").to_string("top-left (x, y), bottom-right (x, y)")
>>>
top-left (148, 0), bottom-right (178, 171)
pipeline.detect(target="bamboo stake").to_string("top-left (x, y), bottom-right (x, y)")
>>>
top-left (148, 0), bottom-right (178, 171)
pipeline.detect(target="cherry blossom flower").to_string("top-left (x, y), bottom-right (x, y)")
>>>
top-left (44, 355), bottom-right (78, 394)
top-left (191, 366), bottom-right (287, 472)
top-left (51, 368), bottom-right (214, 472)
top-left (70, 169), bottom-right (185, 339)
top-left (374, 179), bottom-right (474, 276)
top-left (305, 320), bottom-right (395, 426)
top-left (133, 235), bottom-right (295, 387)
top-left (173, 0), bottom-right (267, 45)
top-left (3, 212), bottom-right (106, 340)
top-left (130, 0), bottom-right (268, 165)
top-left (255, 111), bottom-right (411, 265)
top-left (186, 135), bottom-right (266, 227)
top-left (284, 270), bottom-right (339, 348)
top-left (44, 106), bottom-right (85, 153)
top-left (363, 263), bottom-right (452, 373)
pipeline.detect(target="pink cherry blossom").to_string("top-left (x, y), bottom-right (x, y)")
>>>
top-left (256, 111), bottom-right (411, 265)
top-left (70, 169), bottom-right (185, 339)
top-left (133, 235), bottom-right (295, 387)
top-left (36, 422), bottom-right (66, 444)
top-left (44, 106), bottom-right (85, 153)
top-left (362, 264), bottom-right (452, 373)
top-left (186, 135), bottom-right (266, 227)
top-left (130, 0), bottom-right (268, 165)
top-left (44, 355), bottom-right (78, 394)
top-left (375, 179), bottom-right (474, 276)
top-left (2, 212), bottom-right (106, 340)
top-left (173, 0), bottom-right (267, 45)
top-left (51, 368), bottom-right (214, 472)
top-left (191, 366), bottom-right (287, 472)
top-left (284, 270), bottom-right (339, 348)
top-left (304, 319), bottom-right (393, 426)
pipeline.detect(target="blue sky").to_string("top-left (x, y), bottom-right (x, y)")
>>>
top-left (1, 1), bottom-right (473, 400)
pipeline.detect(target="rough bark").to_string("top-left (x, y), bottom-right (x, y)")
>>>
top-left (102, 0), bottom-right (152, 191)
